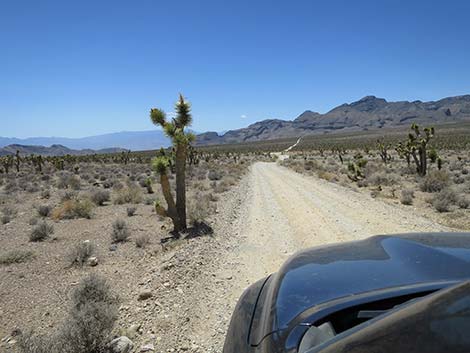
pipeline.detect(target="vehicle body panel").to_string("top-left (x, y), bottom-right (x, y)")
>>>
top-left (223, 232), bottom-right (470, 353)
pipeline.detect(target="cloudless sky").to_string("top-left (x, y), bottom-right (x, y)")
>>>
top-left (1, 0), bottom-right (470, 138)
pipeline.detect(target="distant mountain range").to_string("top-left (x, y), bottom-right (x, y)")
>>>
top-left (2, 94), bottom-right (470, 155)
top-left (0, 144), bottom-right (127, 157)
top-left (196, 94), bottom-right (470, 145)
top-left (0, 130), bottom-right (171, 151)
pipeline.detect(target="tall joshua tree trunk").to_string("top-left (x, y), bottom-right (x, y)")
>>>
top-left (158, 171), bottom-right (180, 231)
top-left (175, 143), bottom-right (187, 230)
top-left (149, 94), bottom-right (194, 233)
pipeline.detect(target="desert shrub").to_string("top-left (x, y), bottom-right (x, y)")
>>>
top-left (90, 189), bottom-right (110, 206)
top-left (188, 192), bottom-right (215, 225)
top-left (144, 197), bottom-right (156, 205)
top-left (30, 222), bottom-right (54, 242)
top-left (26, 183), bottom-right (40, 193)
top-left (0, 249), bottom-right (35, 265)
top-left (213, 180), bottom-right (230, 194)
top-left (400, 189), bottom-right (415, 205)
top-left (29, 217), bottom-right (38, 225)
top-left (67, 240), bottom-right (95, 267)
top-left (432, 188), bottom-right (458, 213)
top-left (113, 184), bottom-right (143, 205)
top-left (317, 170), bottom-right (338, 182)
top-left (420, 170), bottom-right (450, 192)
top-left (126, 207), bottom-right (136, 217)
top-left (37, 205), bottom-right (52, 218)
top-left (2, 206), bottom-right (17, 219)
top-left (18, 274), bottom-right (118, 353)
top-left (111, 219), bottom-right (130, 243)
top-left (52, 199), bottom-right (94, 220)
top-left (208, 170), bottom-right (223, 181)
top-left (57, 173), bottom-right (81, 190)
top-left (135, 234), bottom-right (150, 248)
top-left (1, 214), bottom-right (11, 224)
top-left (61, 190), bottom-right (77, 202)
top-left (457, 195), bottom-right (470, 209)
top-left (367, 171), bottom-right (398, 186)
top-left (4, 181), bottom-right (18, 194)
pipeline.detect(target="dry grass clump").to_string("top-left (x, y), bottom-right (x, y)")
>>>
top-left (432, 188), bottom-right (458, 212)
top-left (420, 170), bottom-right (450, 192)
top-left (135, 234), bottom-right (150, 248)
top-left (67, 240), bottom-right (95, 267)
top-left (366, 171), bottom-right (398, 186)
top-left (111, 219), bottom-right (130, 243)
top-left (57, 173), bottom-right (81, 190)
top-left (0, 249), bottom-right (35, 265)
top-left (188, 192), bottom-right (215, 226)
top-left (18, 274), bottom-right (118, 353)
top-left (30, 221), bottom-right (54, 242)
top-left (113, 183), bottom-right (143, 205)
top-left (52, 198), bottom-right (94, 220)
top-left (1, 205), bottom-right (17, 224)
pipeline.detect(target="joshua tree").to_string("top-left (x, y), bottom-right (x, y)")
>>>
top-left (14, 150), bottom-right (22, 172)
top-left (347, 153), bottom-right (368, 182)
top-left (377, 139), bottom-right (391, 164)
top-left (0, 156), bottom-right (13, 174)
top-left (150, 94), bottom-right (194, 232)
top-left (395, 141), bottom-right (411, 167)
top-left (407, 123), bottom-right (435, 176)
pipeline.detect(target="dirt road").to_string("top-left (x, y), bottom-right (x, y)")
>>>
top-left (189, 161), bottom-right (450, 352)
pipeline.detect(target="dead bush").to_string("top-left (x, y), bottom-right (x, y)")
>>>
top-left (52, 199), bottom-right (94, 220)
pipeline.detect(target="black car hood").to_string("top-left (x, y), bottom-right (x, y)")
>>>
top-left (253, 233), bottom-right (470, 345)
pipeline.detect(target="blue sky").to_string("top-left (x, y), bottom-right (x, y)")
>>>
top-left (1, 0), bottom-right (470, 138)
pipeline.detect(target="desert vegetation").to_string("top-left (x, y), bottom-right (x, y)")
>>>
top-left (0, 96), bottom-right (276, 352)
top-left (280, 124), bottom-right (470, 229)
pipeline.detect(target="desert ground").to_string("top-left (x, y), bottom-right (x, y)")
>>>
top-left (1, 132), bottom-right (469, 353)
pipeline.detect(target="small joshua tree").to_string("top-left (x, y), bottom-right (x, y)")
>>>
top-left (377, 139), bottom-right (391, 164)
top-left (395, 141), bottom-right (411, 167)
top-left (150, 94), bottom-right (194, 232)
top-left (347, 153), bottom-right (368, 182)
top-left (15, 150), bottom-right (22, 173)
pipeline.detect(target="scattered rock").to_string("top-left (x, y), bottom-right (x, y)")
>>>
top-left (109, 244), bottom-right (118, 252)
top-left (140, 343), bottom-right (155, 351)
top-left (138, 291), bottom-right (153, 301)
top-left (108, 336), bottom-right (134, 353)
top-left (87, 256), bottom-right (99, 266)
